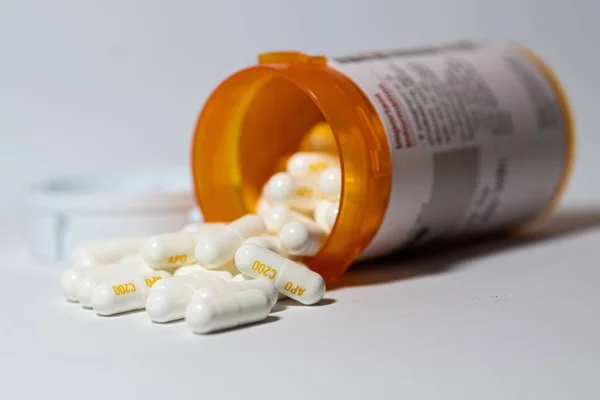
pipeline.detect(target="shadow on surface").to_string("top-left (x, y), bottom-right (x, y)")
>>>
top-left (282, 298), bottom-right (337, 307)
top-left (270, 303), bottom-right (287, 313)
top-left (194, 315), bottom-right (280, 336)
top-left (97, 309), bottom-right (144, 317)
top-left (332, 207), bottom-right (600, 289)
top-left (151, 318), bottom-right (184, 325)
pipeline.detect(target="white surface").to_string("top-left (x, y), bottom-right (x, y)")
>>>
top-left (1, 204), bottom-right (600, 399)
top-left (2, 1), bottom-right (600, 398)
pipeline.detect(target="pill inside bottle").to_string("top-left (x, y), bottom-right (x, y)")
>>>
top-left (191, 44), bottom-right (575, 282)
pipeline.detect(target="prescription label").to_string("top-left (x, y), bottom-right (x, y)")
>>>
top-left (331, 44), bottom-right (568, 258)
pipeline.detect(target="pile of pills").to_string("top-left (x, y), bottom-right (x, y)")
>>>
top-left (60, 123), bottom-right (342, 334)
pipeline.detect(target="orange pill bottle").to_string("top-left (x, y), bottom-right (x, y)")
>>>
top-left (191, 42), bottom-right (574, 283)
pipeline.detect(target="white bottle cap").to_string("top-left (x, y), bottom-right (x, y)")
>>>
top-left (28, 166), bottom-right (198, 265)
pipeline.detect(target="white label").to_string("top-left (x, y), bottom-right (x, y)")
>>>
top-left (330, 44), bottom-right (568, 259)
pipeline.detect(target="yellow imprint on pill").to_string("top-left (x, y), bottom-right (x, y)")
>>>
top-left (235, 243), bottom-right (325, 305)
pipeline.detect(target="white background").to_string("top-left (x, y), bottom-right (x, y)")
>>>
top-left (1, 1), bottom-right (600, 399)
top-left (1, 0), bottom-right (599, 240)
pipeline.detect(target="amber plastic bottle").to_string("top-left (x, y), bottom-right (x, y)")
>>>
top-left (191, 43), bottom-right (574, 283)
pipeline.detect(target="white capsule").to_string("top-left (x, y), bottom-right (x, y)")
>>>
top-left (278, 220), bottom-right (327, 257)
top-left (262, 172), bottom-right (320, 213)
top-left (141, 232), bottom-right (211, 268)
top-left (299, 122), bottom-right (338, 153)
top-left (212, 259), bottom-right (239, 277)
top-left (173, 264), bottom-right (207, 276)
top-left (181, 222), bottom-right (226, 233)
top-left (287, 179), bottom-right (321, 213)
top-left (191, 279), bottom-right (278, 308)
top-left (62, 262), bottom-right (147, 303)
top-left (324, 202), bottom-right (339, 230)
top-left (91, 270), bottom-right (170, 316)
top-left (230, 273), bottom-right (251, 282)
top-left (145, 273), bottom-right (227, 323)
top-left (175, 265), bottom-right (234, 282)
top-left (230, 273), bottom-right (287, 300)
top-left (232, 279), bottom-right (279, 307)
top-left (70, 237), bottom-right (146, 268)
top-left (60, 268), bottom-right (86, 301)
top-left (255, 197), bottom-right (272, 218)
top-left (173, 261), bottom-right (236, 279)
top-left (243, 235), bottom-right (288, 257)
top-left (286, 152), bottom-right (339, 179)
top-left (261, 204), bottom-right (314, 234)
top-left (318, 167), bottom-right (341, 200)
top-left (76, 274), bottom-right (116, 308)
top-left (206, 269), bottom-right (234, 281)
top-left (75, 262), bottom-right (152, 307)
top-left (186, 289), bottom-right (272, 334)
top-left (313, 201), bottom-right (330, 231)
top-left (117, 254), bottom-right (148, 265)
top-left (314, 200), bottom-right (339, 233)
top-left (235, 243), bottom-right (326, 305)
top-left (194, 214), bottom-right (266, 269)
top-left (150, 272), bottom-right (223, 293)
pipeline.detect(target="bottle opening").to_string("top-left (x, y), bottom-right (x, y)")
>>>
top-left (193, 67), bottom-right (333, 215)
top-left (237, 75), bottom-right (330, 209)
top-left (193, 62), bottom-right (391, 282)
